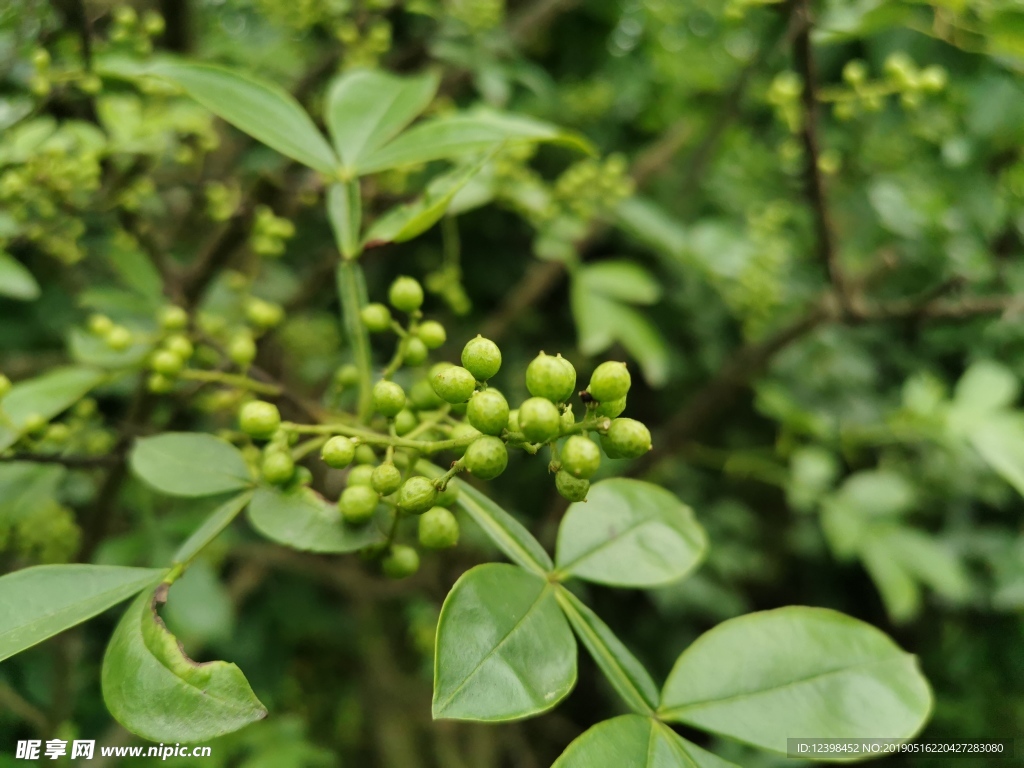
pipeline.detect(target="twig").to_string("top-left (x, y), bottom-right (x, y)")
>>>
top-left (0, 682), bottom-right (48, 734)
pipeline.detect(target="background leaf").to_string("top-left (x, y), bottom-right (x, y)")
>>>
top-left (0, 366), bottom-right (107, 452)
top-left (433, 564), bottom-right (576, 721)
top-left (0, 252), bottom-right (40, 300)
top-left (131, 433), bottom-right (254, 497)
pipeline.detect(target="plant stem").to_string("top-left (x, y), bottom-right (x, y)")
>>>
top-left (336, 259), bottom-right (374, 422)
top-left (180, 369), bottom-right (282, 395)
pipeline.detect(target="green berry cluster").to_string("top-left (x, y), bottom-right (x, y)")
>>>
top-left (825, 55), bottom-right (948, 120)
top-left (250, 205), bottom-right (295, 257)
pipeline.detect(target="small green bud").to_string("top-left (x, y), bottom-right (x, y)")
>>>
top-left (361, 303), bottom-right (392, 332)
top-left (526, 353), bottom-right (576, 403)
top-left (467, 389), bottom-right (510, 436)
top-left (461, 336), bottom-right (501, 381)
top-left (417, 320), bottom-right (447, 349)
top-left (339, 485), bottom-right (379, 524)
top-left (587, 361), bottom-right (631, 403)
top-left (371, 463), bottom-right (403, 495)
top-left (560, 405), bottom-right (575, 433)
top-left (158, 305), bottom-right (189, 331)
top-left (394, 408), bottom-right (419, 436)
top-left (382, 544), bottom-right (420, 579)
top-left (555, 470), bottom-right (589, 502)
top-left (419, 507), bottom-right (459, 549)
top-left (150, 350), bottom-right (184, 376)
top-left (347, 464), bottom-right (375, 487)
top-left (373, 380), bottom-right (407, 418)
top-left (404, 336), bottom-right (429, 367)
top-left (561, 435), bottom-right (601, 479)
top-left (388, 276), bottom-right (424, 312)
top-left (518, 397), bottom-right (561, 443)
top-left (398, 476), bottom-right (437, 513)
top-left (431, 365), bottom-right (476, 404)
top-left (239, 401), bottom-right (281, 439)
top-left (262, 450), bottom-right (294, 485)
top-left (603, 418), bottom-right (652, 459)
top-left (322, 436), bottom-right (356, 468)
top-left (464, 436), bottom-right (508, 480)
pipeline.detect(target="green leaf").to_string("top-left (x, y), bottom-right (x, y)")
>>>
top-left (102, 590), bottom-right (267, 741)
top-left (147, 61), bottom-right (338, 175)
top-left (659, 607), bottom-right (932, 754)
top-left (433, 563), bottom-right (576, 721)
top-left (358, 110), bottom-right (591, 175)
top-left (363, 156), bottom-right (490, 246)
top-left (327, 181), bottom-right (362, 259)
top-left (173, 491), bottom-right (254, 564)
top-left (0, 565), bottom-right (164, 662)
top-left (553, 715), bottom-right (740, 768)
top-left (969, 415), bottom-right (1024, 497)
top-left (131, 433), bottom-right (254, 498)
top-left (615, 197), bottom-right (687, 259)
top-left (325, 68), bottom-right (439, 172)
top-left (555, 587), bottom-right (659, 714)
top-left (577, 261), bottom-right (662, 306)
top-left (555, 479), bottom-right (706, 588)
top-left (247, 486), bottom-right (385, 553)
top-left (0, 366), bottom-right (107, 452)
top-left (948, 360), bottom-right (1019, 436)
top-left (0, 251), bottom-right (40, 301)
top-left (418, 462), bottom-right (552, 575)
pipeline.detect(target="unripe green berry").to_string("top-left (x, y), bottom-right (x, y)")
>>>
top-left (603, 418), bottom-right (652, 459)
top-left (159, 305), bottom-right (189, 331)
top-left (561, 435), bottom-right (601, 479)
top-left (371, 463), bottom-right (403, 495)
top-left (245, 298), bottom-right (284, 329)
top-left (389, 276), bottom-right (424, 312)
top-left (373, 380), bottom-right (406, 418)
top-left (435, 483), bottom-right (459, 507)
top-left (147, 373), bottom-right (175, 394)
top-left (347, 464), bottom-right (375, 486)
top-left (164, 334), bottom-right (194, 360)
top-left (555, 470), bottom-right (590, 502)
top-left (355, 444), bottom-right (378, 465)
top-left (450, 422), bottom-right (481, 456)
top-left (526, 353), bottom-right (576, 403)
top-left (518, 397), bottom-right (561, 443)
top-left (394, 408), bottom-right (419, 436)
top-left (467, 389), bottom-right (510, 436)
top-left (410, 378), bottom-right (444, 410)
top-left (382, 544), bottom-right (420, 579)
top-left (339, 485), bottom-right (379, 524)
top-left (262, 450), bottom-right (294, 485)
top-left (506, 409), bottom-right (520, 433)
top-left (335, 364), bottom-right (361, 387)
top-left (239, 401), bottom-right (281, 439)
top-left (431, 365), bottom-right (476, 404)
top-left (588, 361), bottom-right (631, 402)
top-left (229, 334), bottom-right (257, 367)
top-left (88, 314), bottom-right (113, 335)
top-left (464, 436), bottom-right (508, 480)
top-left (44, 423), bottom-right (69, 444)
top-left (462, 336), bottom-right (501, 381)
top-left (105, 326), bottom-right (132, 350)
top-left (417, 320), bottom-right (446, 349)
top-left (560, 405), bottom-right (575, 433)
top-left (595, 395), bottom-right (627, 418)
top-left (289, 466), bottom-right (313, 488)
top-left (404, 337), bottom-right (429, 367)
top-left (398, 476), bottom-right (437, 514)
top-left (419, 507), bottom-right (459, 549)
top-left (361, 303), bottom-right (392, 332)
top-left (22, 412), bottom-right (47, 434)
top-left (0, 374), bottom-right (11, 400)
top-left (150, 350), bottom-right (184, 376)
top-left (322, 436), bottom-right (356, 468)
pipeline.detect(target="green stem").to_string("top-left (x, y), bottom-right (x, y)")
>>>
top-left (337, 260), bottom-right (374, 422)
top-left (180, 369), bottom-right (281, 396)
top-left (282, 421), bottom-right (478, 455)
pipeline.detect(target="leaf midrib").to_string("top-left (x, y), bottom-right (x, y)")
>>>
top-left (558, 513), bottom-right (673, 573)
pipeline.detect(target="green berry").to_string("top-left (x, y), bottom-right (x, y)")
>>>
top-left (417, 320), bottom-right (447, 349)
top-left (88, 314), bottom-right (113, 335)
top-left (347, 464), bottom-right (375, 486)
top-left (289, 466), bottom-right (313, 488)
top-left (449, 422), bottom-right (481, 456)
top-left (435, 483), bottom-right (459, 507)
top-left (588, 361), bottom-right (631, 402)
top-left (361, 303), bottom-right (393, 332)
top-left (526, 353), bottom-right (576, 403)
top-left (394, 408), bottom-right (419, 436)
top-left (561, 435), bottom-right (601, 479)
top-left (603, 418), bottom-right (652, 459)
top-left (371, 463), bottom-right (403, 495)
top-left (339, 485), bottom-right (379, 524)
top-left (147, 373), bottom-right (174, 394)
top-left (262, 450), bottom-right (294, 485)
top-left (44, 423), bottom-right (69, 444)
top-left (404, 337), bottom-right (429, 367)
top-left (389, 276), bottom-right (424, 312)
top-left (382, 545), bottom-right (420, 579)
top-left (462, 336), bottom-right (501, 381)
top-left (239, 401), bottom-right (281, 439)
top-left (373, 380), bottom-right (406, 418)
top-left (506, 409), bottom-right (520, 433)
top-left (246, 298), bottom-right (284, 329)
top-left (355, 444), bottom-right (378, 465)
top-left (150, 350), bottom-right (184, 376)
top-left (518, 397), bottom-right (561, 443)
top-left (398, 476), bottom-right (437, 514)
top-left (560, 405), bottom-right (575, 432)
top-left (595, 395), bottom-right (627, 418)
top-left (322, 436), bottom-right (356, 468)
top-left (0, 374), bottom-right (11, 400)
top-left (431, 365), bottom-right (476, 404)
top-left (105, 326), bottom-right (132, 350)
top-left (464, 436), bottom-right (508, 480)
top-left (229, 334), bottom-right (257, 366)
top-left (410, 379), bottom-right (444, 410)
top-left (419, 507), bottom-right (459, 548)
top-left (74, 398), bottom-right (97, 418)
top-left (159, 305), bottom-right (189, 331)
top-left (22, 412), bottom-right (47, 434)
top-left (164, 334), bottom-right (194, 360)
top-left (555, 470), bottom-right (590, 502)
top-left (467, 389), bottom-right (510, 436)
top-left (335, 364), bottom-right (360, 387)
